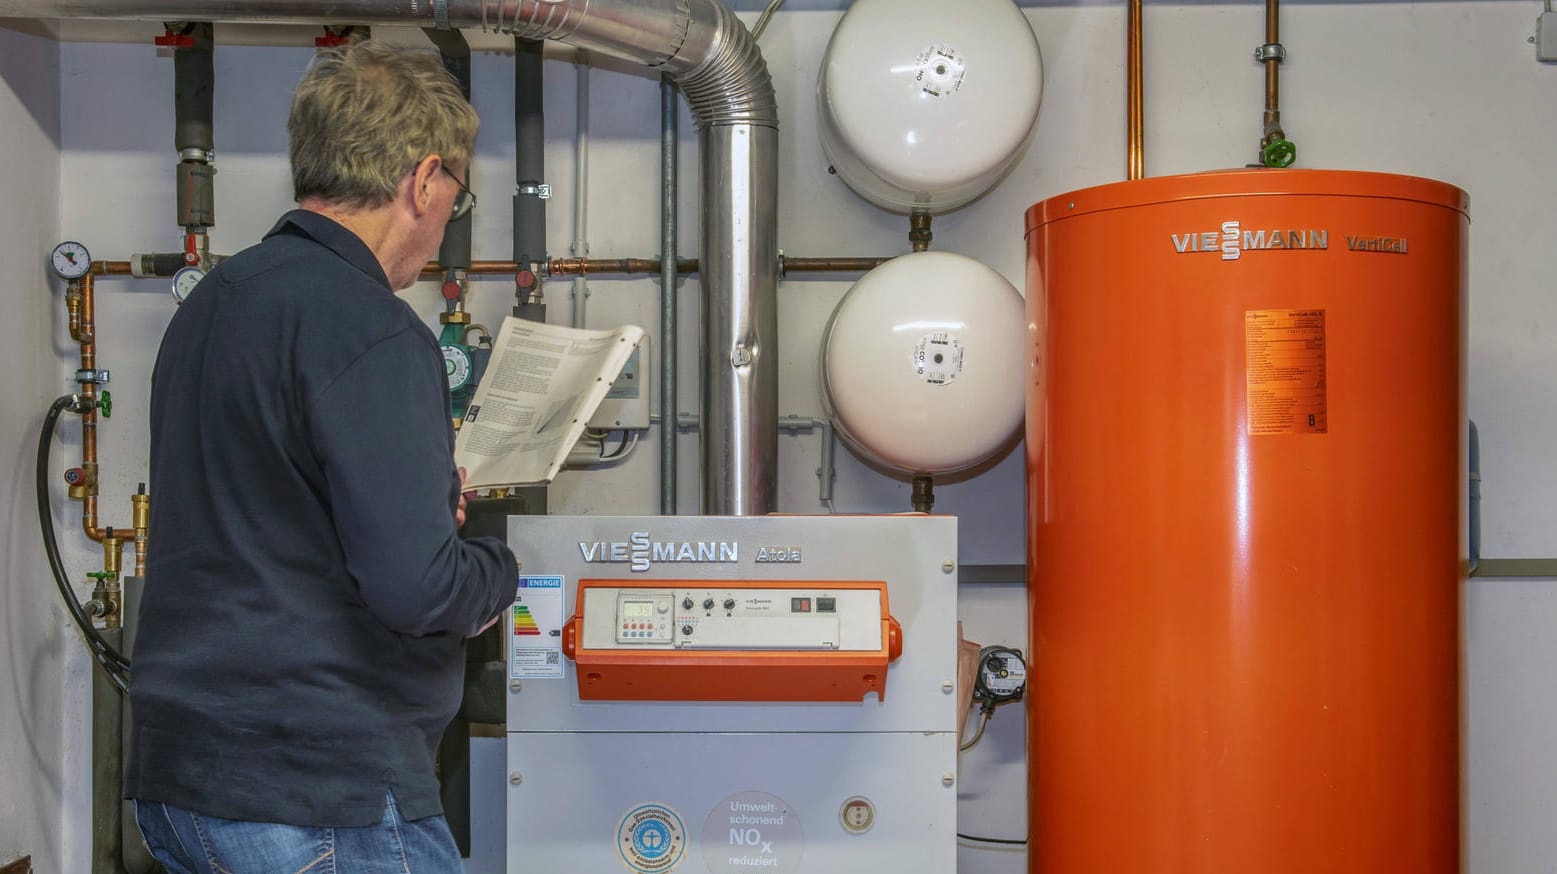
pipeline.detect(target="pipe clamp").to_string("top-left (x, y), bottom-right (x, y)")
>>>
top-left (1254, 43), bottom-right (1286, 62)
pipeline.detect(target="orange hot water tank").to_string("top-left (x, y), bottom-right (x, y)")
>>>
top-left (1024, 169), bottom-right (1466, 874)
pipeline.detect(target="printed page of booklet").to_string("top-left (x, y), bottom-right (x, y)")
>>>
top-left (454, 315), bottom-right (645, 490)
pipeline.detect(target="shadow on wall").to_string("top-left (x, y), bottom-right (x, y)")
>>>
top-left (0, 23), bottom-right (62, 148)
top-left (1, 407), bottom-right (68, 869)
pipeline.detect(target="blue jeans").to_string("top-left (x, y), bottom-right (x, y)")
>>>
top-left (132, 793), bottom-right (462, 874)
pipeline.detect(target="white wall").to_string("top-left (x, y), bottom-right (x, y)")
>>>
top-left (0, 22), bottom-right (68, 874)
top-left (11, 2), bottom-right (1554, 872)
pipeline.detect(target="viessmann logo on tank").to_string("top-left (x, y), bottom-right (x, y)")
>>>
top-left (1171, 221), bottom-right (1330, 261)
top-left (579, 532), bottom-right (739, 573)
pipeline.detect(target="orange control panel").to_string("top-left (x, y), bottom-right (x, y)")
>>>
top-left (561, 579), bottom-right (903, 702)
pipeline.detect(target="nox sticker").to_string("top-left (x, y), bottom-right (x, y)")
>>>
top-left (702, 791), bottom-right (805, 874)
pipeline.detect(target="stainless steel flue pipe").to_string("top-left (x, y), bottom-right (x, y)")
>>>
top-left (7, 0), bottom-right (779, 515)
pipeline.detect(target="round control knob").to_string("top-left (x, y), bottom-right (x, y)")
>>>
top-left (681, 624), bottom-right (694, 636)
top-left (682, 597), bottom-right (694, 610)
top-left (702, 598), bottom-right (715, 610)
top-left (723, 598), bottom-right (736, 610)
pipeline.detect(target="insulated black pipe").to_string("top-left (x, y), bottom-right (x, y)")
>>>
top-left (424, 35), bottom-right (477, 855)
top-left (174, 22), bottom-right (216, 231)
top-left (426, 28), bottom-right (473, 271)
top-left (173, 22), bottom-right (213, 153)
top-left (513, 37), bottom-right (547, 317)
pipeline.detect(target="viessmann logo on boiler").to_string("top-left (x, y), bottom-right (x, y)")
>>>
top-left (1170, 221), bottom-right (1410, 260)
top-left (1170, 221), bottom-right (1330, 261)
top-left (579, 532), bottom-right (739, 573)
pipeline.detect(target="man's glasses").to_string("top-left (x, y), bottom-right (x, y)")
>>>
top-left (442, 165), bottom-right (476, 222)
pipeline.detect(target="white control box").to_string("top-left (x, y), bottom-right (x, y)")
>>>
top-left (586, 336), bottom-right (650, 429)
top-left (1540, 11), bottom-right (1557, 62)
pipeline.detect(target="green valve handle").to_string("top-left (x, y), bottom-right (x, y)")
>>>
top-left (97, 390), bottom-right (112, 418)
top-left (87, 572), bottom-right (116, 582)
top-left (1263, 138), bottom-right (1297, 168)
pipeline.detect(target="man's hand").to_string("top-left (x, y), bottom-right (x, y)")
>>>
top-left (456, 467), bottom-right (474, 529)
top-left (471, 610), bottom-right (504, 637)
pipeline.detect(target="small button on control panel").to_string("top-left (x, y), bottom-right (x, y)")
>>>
top-left (615, 591), bottom-right (674, 645)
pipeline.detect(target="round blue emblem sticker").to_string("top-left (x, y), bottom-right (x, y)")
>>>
top-left (617, 802), bottom-right (686, 873)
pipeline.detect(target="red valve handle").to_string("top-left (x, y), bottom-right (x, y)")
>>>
top-left (155, 30), bottom-right (194, 48)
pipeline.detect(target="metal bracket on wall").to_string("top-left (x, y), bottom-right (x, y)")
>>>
top-left (1472, 559), bottom-right (1557, 578)
top-left (958, 564), bottom-right (1025, 585)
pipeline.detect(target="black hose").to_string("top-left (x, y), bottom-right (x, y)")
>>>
top-left (38, 395), bottom-right (133, 688)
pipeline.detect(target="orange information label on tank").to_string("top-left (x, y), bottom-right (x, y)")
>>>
top-left (1245, 309), bottom-right (1327, 435)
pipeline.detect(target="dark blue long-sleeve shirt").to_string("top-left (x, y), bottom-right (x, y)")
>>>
top-left (126, 209), bottom-right (517, 827)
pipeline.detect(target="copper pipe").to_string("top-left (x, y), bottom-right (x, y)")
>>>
top-left (786, 258), bottom-right (891, 273)
top-left (1263, 0), bottom-right (1281, 136)
top-left (545, 258), bottom-right (689, 277)
top-left (77, 273), bottom-right (105, 542)
top-left (70, 272), bottom-right (132, 546)
top-left (1127, 0), bottom-right (1144, 181)
top-left (418, 256), bottom-right (892, 279)
top-left (94, 255), bottom-right (892, 282)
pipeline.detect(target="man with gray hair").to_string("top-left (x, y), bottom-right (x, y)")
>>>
top-left (126, 40), bottom-right (516, 872)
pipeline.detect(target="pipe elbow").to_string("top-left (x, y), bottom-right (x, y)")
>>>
top-left (669, 0), bottom-right (778, 129)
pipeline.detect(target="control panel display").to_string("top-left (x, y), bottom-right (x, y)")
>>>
top-left (614, 591), bottom-right (673, 644)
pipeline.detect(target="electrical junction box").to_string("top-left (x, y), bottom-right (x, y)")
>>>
top-left (502, 514), bottom-right (958, 874)
top-left (1540, 11), bottom-right (1557, 62)
top-left (587, 337), bottom-right (650, 430)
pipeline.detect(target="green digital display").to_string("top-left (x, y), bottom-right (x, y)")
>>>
top-left (622, 601), bottom-right (653, 619)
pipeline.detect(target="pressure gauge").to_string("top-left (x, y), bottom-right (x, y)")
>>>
top-left (442, 344), bottom-right (473, 392)
top-left (171, 266), bottom-right (205, 303)
top-left (974, 645), bottom-right (1027, 704)
top-left (51, 241), bottom-right (91, 280)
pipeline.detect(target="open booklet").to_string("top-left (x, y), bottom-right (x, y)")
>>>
top-left (454, 316), bottom-right (645, 490)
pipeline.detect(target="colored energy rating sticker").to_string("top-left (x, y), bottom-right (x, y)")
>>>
top-left (511, 575), bottom-right (565, 679)
top-left (512, 604), bottom-right (541, 636)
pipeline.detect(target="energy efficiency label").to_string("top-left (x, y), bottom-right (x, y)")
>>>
top-left (511, 575), bottom-right (565, 679)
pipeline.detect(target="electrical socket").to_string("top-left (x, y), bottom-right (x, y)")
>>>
top-left (587, 337), bottom-right (650, 430)
top-left (1539, 11), bottom-right (1557, 62)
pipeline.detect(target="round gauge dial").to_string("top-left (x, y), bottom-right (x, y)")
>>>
top-left (442, 344), bottom-right (473, 391)
top-left (51, 241), bottom-right (92, 280)
top-left (171, 266), bottom-right (205, 303)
